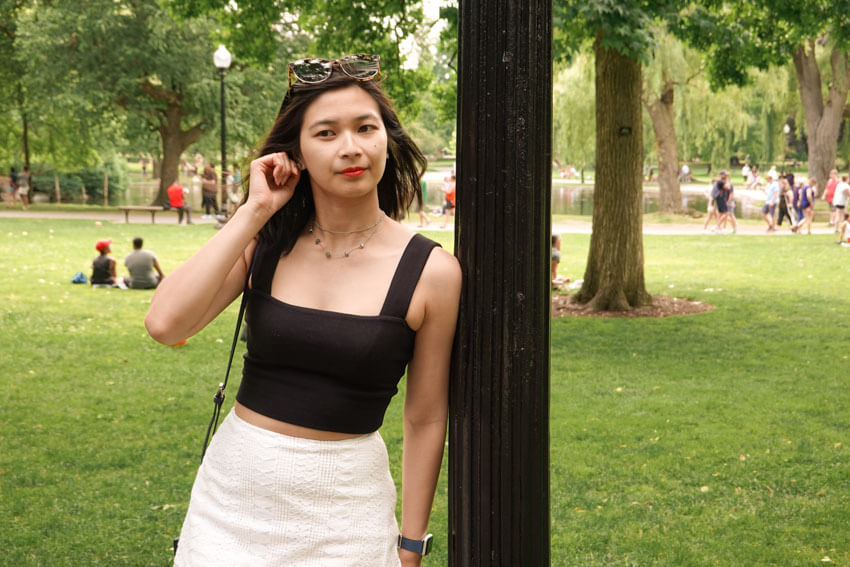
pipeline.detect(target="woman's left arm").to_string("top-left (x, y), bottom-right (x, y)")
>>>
top-left (399, 248), bottom-right (462, 566)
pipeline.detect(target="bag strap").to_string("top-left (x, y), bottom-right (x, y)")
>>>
top-left (200, 240), bottom-right (262, 461)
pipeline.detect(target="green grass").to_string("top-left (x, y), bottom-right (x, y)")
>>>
top-left (1, 217), bottom-right (848, 566)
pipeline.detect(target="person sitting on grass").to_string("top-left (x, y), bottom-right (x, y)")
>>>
top-left (122, 237), bottom-right (165, 289)
top-left (90, 239), bottom-right (124, 288)
top-left (551, 234), bottom-right (568, 286)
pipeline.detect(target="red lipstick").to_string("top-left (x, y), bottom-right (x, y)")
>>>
top-left (341, 167), bottom-right (365, 177)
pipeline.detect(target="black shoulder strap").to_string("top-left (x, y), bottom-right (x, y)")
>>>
top-left (380, 233), bottom-right (440, 318)
top-left (201, 242), bottom-right (262, 461)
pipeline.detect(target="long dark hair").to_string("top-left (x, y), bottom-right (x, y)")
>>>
top-left (247, 72), bottom-right (426, 256)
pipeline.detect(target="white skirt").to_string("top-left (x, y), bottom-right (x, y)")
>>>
top-left (174, 409), bottom-right (401, 567)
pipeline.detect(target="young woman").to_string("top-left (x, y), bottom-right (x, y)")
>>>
top-left (145, 55), bottom-right (462, 566)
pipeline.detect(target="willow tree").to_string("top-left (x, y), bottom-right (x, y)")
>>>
top-left (553, 54), bottom-right (595, 182)
top-left (643, 32), bottom-right (703, 213)
top-left (681, 1), bottom-right (850, 193)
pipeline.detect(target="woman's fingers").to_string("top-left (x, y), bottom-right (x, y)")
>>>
top-left (251, 152), bottom-right (299, 190)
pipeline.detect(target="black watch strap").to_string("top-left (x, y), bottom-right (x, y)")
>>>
top-left (398, 533), bottom-right (433, 556)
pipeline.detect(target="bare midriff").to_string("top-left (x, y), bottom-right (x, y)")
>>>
top-left (234, 401), bottom-right (365, 440)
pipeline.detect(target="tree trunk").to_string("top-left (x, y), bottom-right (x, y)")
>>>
top-left (575, 36), bottom-right (651, 311)
top-left (646, 82), bottom-right (683, 213)
top-left (17, 82), bottom-right (30, 169)
top-left (153, 103), bottom-right (205, 205)
top-left (793, 41), bottom-right (850, 190)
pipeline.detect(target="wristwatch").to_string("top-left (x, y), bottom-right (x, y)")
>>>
top-left (398, 533), bottom-right (433, 556)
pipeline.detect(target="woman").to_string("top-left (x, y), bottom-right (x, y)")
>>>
top-left (201, 162), bottom-right (220, 217)
top-left (16, 165), bottom-right (30, 209)
top-left (145, 54), bottom-right (462, 567)
top-left (798, 177), bottom-right (817, 234)
top-left (91, 238), bottom-right (124, 288)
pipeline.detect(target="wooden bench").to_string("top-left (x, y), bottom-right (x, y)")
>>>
top-left (117, 205), bottom-right (170, 224)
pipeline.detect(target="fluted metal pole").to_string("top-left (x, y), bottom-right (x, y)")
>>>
top-left (449, 0), bottom-right (552, 565)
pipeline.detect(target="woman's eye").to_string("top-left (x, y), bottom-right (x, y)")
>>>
top-left (317, 130), bottom-right (334, 137)
top-left (359, 124), bottom-right (377, 133)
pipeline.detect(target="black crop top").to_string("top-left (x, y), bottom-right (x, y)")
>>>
top-left (236, 233), bottom-right (440, 434)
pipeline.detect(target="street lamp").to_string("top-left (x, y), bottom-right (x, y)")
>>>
top-left (214, 44), bottom-right (231, 214)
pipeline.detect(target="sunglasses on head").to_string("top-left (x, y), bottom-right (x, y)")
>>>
top-left (288, 54), bottom-right (381, 87)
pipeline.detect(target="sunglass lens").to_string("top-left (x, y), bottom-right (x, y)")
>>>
top-left (290, 59), bottom-right (332, 83)
top-left (339, 54), bottom-right (380, 80)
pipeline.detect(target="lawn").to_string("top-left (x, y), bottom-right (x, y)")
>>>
top-left (1, 216), bottom-right (848, 566)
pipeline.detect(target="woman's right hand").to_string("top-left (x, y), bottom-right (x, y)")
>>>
top-left (247, 151), bottom-right (302, 216)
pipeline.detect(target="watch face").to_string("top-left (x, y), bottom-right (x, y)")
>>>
top-left (423, 534), bottom-right (433, 556)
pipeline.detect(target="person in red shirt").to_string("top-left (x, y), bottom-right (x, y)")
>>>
top-left (167, 181), bottom-right (193, 224)
top-left (824, 168), bottom-right (839, 228)
top-left (440, 174), bottom-right (456, 228)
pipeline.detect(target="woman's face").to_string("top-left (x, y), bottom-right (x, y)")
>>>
top-left (299, 85), bottom-right (388, 201)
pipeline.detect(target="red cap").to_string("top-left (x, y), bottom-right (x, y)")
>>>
top-left (95, 238), bottom-right (112, 252)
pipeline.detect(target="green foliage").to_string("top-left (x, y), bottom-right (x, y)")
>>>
top-left (553, 55), bottom-right (595, 170)
top-left (554, 0), bottom-right (683, 62)
top-left (165, 0), bottom-right (437, 121)
top-left (28, 155), bottom-right (130, 202)
top-left (676, 1), bottom-right (850, 90)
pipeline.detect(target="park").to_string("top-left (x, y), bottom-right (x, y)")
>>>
top-left (2, 1), bottom-right (850, 566)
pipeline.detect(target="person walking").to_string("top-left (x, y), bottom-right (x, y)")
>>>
top-left (797, 177), bottom-right (818, 234)
top-left (832, 174), bottom-right (850, 231)
top-left (5, 167), bottom-right (17, 207)
top-left (145, 54), bottom-right (461, 567)
top-left (168, 180), bottom-right (193, 224)
top-left (761, 173), bottom-right (779, 232)
top-left (824, 169), bottom-right (839, 227)
top-left (417, 177), bottom-right (431, 227)
top-left (703, 175), bottom-right (720, 232)
top-left (16, 165), bottom-right (30, 209)
top-left (776, 178), bottom-right (795, 229)
top-left (439, 174), bottom-right (456, 229)
top-left (201, 162), bottom-right (220, 218)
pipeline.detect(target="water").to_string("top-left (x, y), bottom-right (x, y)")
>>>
top-left (550, 185), bottom-right (754, 218)
top-left (119, 178), bottom-right (205, 209)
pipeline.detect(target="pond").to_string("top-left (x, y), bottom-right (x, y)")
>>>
top-left (550, 185), bottom-right (758, 219)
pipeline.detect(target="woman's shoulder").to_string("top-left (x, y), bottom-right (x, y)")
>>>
top-left (419, 242), bottom-right (461, 294)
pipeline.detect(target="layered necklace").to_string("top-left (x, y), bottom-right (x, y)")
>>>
top-left (309, 212), bottom-right (384, 258)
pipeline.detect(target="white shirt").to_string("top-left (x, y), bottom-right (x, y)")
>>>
top-left (835, 182), bottom-right (850, 207)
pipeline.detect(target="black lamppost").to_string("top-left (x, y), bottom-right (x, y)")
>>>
top-left (214, 44), bottom-right (231, 213)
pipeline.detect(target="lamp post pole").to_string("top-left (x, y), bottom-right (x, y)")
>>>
top-left (450, 0), bottom-right (551, 564)
top-left (214, 45), bottom-right (232, 214)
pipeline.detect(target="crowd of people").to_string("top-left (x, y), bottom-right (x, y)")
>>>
top-left (700, 164), bottom-right (850, 237)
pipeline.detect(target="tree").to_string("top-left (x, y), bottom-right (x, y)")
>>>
top-left (553, 1), bottom-right (680, 310)
top-left (165, 0), bottom-right (434, 122)
top-left (642, 32), bottom-right (703, 213)
top-left (22, 0), bottom-right (228, 202)
top-left (553, 54), bottom-right (595, 181)
top-left (680, 2), bottom-right (850, 192)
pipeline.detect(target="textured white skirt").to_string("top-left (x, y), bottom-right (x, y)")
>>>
top-left (174, 409), bottom-right (401, 567)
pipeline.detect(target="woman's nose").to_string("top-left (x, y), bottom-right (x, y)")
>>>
top-left (338, 131), bottom-right (362, 157)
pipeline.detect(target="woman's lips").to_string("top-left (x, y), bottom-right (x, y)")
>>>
top-left (341, 167), bottom-right (365, 177)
